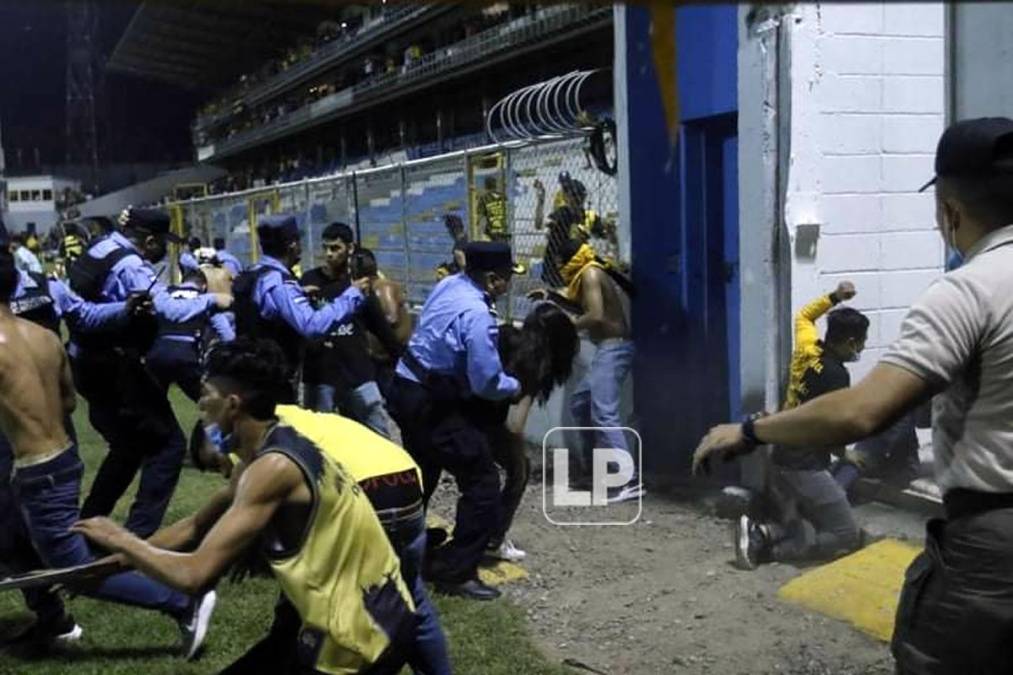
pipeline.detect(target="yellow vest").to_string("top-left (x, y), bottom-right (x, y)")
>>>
top-left (258, 423), bottom-right (414, 674)
top-left (276, 405), bottom-right (420, 487)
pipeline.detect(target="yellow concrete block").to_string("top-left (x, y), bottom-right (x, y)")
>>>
top-left (777, 539), bottom-right (921, 642)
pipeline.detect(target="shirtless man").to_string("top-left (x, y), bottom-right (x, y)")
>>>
top-left (528, 237), bottom-right (639, 502)
top-left (0, 252), bottom-right (216, 659)
top-left (352, 248), bottom-right (412, 397)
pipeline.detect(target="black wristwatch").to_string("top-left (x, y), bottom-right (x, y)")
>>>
top-left (740, 412), bottom-right (768, 449)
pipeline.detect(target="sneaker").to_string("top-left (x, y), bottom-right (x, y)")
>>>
top-left (487, 539), bottom-right (527, 563)
top-left (2, 613), bottom-right (82, 647)
top-left (178, 590), bottom-right (217, 660)
top-left (607, 483), bottom-right (645, 504)
top-left (733, 515), bottom-right (768, 570)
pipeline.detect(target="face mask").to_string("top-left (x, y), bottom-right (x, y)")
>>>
top-left (204, 423), bottom-right (234, 456)
top-left (946, 247), bottom-right (963, 271)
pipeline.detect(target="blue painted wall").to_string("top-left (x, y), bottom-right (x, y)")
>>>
top-left (623, 4), bottom-right (739, 476)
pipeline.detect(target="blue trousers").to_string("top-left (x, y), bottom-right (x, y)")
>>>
top-left (304, 381), bottom-right (392, 440)
top-left (12, 445), bottom-right (191, 617)
top-left (72, 351), bottom-right (186, 538)
top-left (570, 340), bottom-right (637, 480)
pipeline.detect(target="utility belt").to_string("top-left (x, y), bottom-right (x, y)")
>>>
top-left (943, 488), bottom-right (1013, 521)
top-left (400, 350), bottom-right (462, 404)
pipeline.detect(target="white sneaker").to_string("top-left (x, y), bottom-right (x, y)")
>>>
top-left (487, 539), bottom-right (527, 562)
top-left (179, 590), bottom-right (217, 660)
top-left (607, 484), bottom-right (645, 504)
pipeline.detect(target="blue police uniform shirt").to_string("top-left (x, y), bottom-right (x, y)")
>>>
top-left (15, 270), bottom-right (127, 331)
top-left (179, 251), bottom-right (200, 274)
top-left (251, 254), bottom-right (364, 338)
top-left (216, 250), bottom-right (243, 276)
top-left (154, 280), bottom-right (236, 344)
top-left (93, 231), bottom-right (216, 322)
top-left (396, 272), bottom-right (519, 401)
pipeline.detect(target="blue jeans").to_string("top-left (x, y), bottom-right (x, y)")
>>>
top-left (385, 510), bottom-right (452, 675)
top-left (569, 340), bottom-right (637, 481)
top-left (305, 381), bottom-right (392, 440)
top-left (12, 445), bottom-right (191, 617)
top-left (0, 433), bottom-right (65, 626)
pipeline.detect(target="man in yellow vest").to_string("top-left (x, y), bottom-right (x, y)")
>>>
top-left (190, 403), bottom-right (453, 675)
top-left (73, 339), bottom-right (415, 674)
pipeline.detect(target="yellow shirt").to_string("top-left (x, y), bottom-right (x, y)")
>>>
top-left (783, 294), bottom-right (834, 410)
top-left (258, 423), bottom-right (414, 674)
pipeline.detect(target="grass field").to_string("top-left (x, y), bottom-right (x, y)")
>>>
top-left (0, 392), bottom-right (568, 675)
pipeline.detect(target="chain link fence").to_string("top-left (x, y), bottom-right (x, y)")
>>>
top-left (171, 135), bottom-right (620, 321)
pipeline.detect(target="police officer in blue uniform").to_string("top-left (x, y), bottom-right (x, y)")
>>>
top-left (388, 241), bottom-right (526, 601)
top-left (213, 237), bottom-right (243, 277)
top-left (67, 208), bottom-right (232, 538)
top-left (232, 213), bottom-right (369, 400)
top-left (146, 267), bottom-right (235, 402)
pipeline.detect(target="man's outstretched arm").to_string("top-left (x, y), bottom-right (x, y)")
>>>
top-left (73, 454), bottom-right (297, 594)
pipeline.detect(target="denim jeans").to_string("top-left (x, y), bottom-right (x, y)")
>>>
top-left (305, 381), bottom-right (392, 440)
top-left (569, 339), bottom-right (637, 481)
top-left (12, 445), bottom-right (191, 617)
top-left (0, 432), bottom-right (66, 626)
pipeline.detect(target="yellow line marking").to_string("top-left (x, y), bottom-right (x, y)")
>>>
top-left (777, 539), bottom-right (921, 642)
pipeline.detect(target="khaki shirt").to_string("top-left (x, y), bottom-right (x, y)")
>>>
top-left (882, 224), bottom-right (1013, 494)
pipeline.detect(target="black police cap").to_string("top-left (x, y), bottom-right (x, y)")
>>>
top-left (257, 214), bottom-right (301, 244)
top-left (123, 208), bottom-right (181, 243)
top-left (464, 241), bottom-right (525, 274)
top-left (919, 117), bottom-right (1013, 192)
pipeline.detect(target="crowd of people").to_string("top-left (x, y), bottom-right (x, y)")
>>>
top-left (3, 112), bottom-right (1009, 673)
top-left (0, 159), bottom-right (637, 673)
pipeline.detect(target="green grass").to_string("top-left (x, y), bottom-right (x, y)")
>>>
top-left (0, 391), bottom-right (567, 674)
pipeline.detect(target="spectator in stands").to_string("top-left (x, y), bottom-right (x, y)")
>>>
top-left (477, 176), bottom-right (508, 242)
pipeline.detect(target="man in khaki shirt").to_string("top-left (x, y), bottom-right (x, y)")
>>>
top-left (694, 117), bottom-right (1013, 674)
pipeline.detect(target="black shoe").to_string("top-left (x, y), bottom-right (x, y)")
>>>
top-left (433, 578), bottom-right (501, 601)
top-left (2, 613), bottom-right (82, 648)
top-left (425, 527), bottom-right (449, 550)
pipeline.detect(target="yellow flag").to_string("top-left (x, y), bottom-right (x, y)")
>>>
top-left (649, 2), bottom-right (680, 145)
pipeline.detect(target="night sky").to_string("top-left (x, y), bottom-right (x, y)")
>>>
top-left (0, 0), bottom-right (203, 172)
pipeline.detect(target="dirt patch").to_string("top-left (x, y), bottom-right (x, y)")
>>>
top-left (428, 471), bottom-right (895, 675)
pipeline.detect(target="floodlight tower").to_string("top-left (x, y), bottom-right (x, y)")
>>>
top-left (65, 0), bottom-right (101, 192)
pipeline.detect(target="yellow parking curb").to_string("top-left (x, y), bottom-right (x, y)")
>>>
top-left (777, 539), bottom-right (921, 642)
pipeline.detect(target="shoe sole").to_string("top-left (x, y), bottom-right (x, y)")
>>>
top-left (183, 591), bottom-right (217, 660)
top-left (734, 515), bottom-right (758, 570)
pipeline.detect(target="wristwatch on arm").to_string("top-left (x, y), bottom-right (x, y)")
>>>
top-left (740, 412), bottom-right (770, 451)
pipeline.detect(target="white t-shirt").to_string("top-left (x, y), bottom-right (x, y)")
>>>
top-left (881, 224), bottom-right (1013, 494)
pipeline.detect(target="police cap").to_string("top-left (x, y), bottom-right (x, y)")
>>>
top-left (257, 214), bottom-right (301, 244)
top-left (464, 241), bottom-right (525, 275)
top-left (122, 208), bottom-right (181, 243)
top-left (920, 117), bottom-right (1013, 192)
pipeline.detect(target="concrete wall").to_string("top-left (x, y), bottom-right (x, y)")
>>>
top-left (783, 3), bottom-right (946, 382)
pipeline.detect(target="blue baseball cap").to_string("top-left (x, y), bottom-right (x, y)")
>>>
top-left (122, 208), bottom-right (181, 243)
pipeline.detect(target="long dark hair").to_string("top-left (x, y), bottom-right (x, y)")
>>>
top-left (500, 303), bottom-right (579, 404)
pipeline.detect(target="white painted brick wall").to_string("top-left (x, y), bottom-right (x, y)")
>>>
top-left (783, 2), bottom-right (946, 392)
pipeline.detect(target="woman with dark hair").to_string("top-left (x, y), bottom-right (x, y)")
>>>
top-left (453, 303), bottom-right (579, 562)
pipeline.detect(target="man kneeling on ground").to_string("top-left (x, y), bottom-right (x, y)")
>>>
top-left (74, 338), bottom-right (416, 674)
top-left (734, 281), bottom-right (869, 568)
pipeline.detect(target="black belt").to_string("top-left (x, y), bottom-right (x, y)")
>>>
top-left (401, 350), bottom-right (430, 384)
top-left (943, 488), bottom-right (1013, 520)
top-left (401, 350), bottom-right (463, 404)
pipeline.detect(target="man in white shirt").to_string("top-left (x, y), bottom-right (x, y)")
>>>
top-left (11, 234), bottom-right (43, 274)
top-left (693, 117), bottom-right (1013, 674)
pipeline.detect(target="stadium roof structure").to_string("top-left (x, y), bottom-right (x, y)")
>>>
top-left (108, 1), bottom-right (341, 89)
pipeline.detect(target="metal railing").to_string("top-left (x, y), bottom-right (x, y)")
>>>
top-left (173, 134), bottom-right (621, 321)
top-left (197, 4), bottom-right (612, 162)
top-left (193, 4), bottom-right (430, 133)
